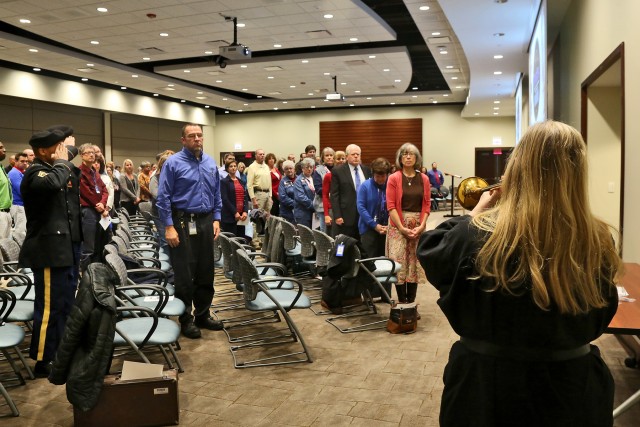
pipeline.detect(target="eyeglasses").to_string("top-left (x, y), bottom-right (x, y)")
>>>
top-left (401, 152), bottom-right (416, 157)
top-left (82, 151), bottom-right (95, 155)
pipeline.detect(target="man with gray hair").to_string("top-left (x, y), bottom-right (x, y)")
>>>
top-left (245, 148), bottom-right (272, 212)
top-left (330, 144), bottom-right (371, 239)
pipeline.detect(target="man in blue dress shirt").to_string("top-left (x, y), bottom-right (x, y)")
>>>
top-left (157, 123), bottom-right (223, 339)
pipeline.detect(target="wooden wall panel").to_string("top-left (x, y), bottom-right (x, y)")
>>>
top-left (319, 118), bottom-right (422, 167)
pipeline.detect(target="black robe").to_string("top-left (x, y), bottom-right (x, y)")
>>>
top-left (418, 215), bottom-right (617, 427)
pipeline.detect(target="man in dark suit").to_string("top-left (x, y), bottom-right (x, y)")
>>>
top-left (329, 144), bottom-right (371, 239)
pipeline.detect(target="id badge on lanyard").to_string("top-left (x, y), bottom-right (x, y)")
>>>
top-left (188, 220), bottom-right (197, 235)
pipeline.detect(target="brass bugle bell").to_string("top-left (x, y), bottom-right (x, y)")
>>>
top-left (456, 176), bottom-right (501, 210)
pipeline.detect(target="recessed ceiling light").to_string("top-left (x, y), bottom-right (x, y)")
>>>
top-left (324, 14), bottom-right (333, 19)
top-left (33, 68), bottom-right (41, 71)
top-left (197, 91), bottom-right (203, 95)
top-left (383, 68), bottom-right (390, 72)
top-left (222, 97), bottom-right (228, 101)
top-left (440, 50), bottom-right (448, 55)
top-left (446, 65), bottom-right (454, 69)
top-left (237, 23), bottom-right (245, 27)
top-left (455, 86), bottom-right (462, 89)
top-left (273, 44), bottom-right (282, 48)
top-left (412, 95), bottom-right (418, 98)
top-left (301, 60), bottom-right (309, 63)
top-left (289, 85), bottom-right (296, 88)
top-left (81, 78), bottom-right (88, 82)
top-left (243, 103), bottom-right (248, 106)
top-left (369, 55), bottom-right (376, 59)
top-left (160, 32), bottom-right (169, 37)
top-left (283, 101), bottom-right (288, 104)
top-left (87, 63), bottom-right (94, 67)
top-left (29, 48), bottom-right (38, 53)
top-left (216, 80), bottom-right (223, 83)
top-left (90, 40), bottom-right (99, 45)
top-left (394, 79), bottom-right (401, 83)
top-left (494, 71), bottom-right (503, 75)
top-left (308, 92), bottom-right (314, 96)
top-left (340, 82), bottom-right (346, 85)
top-left (180, 100), bottom-right (186, 103)
top-left (238, 109), bottom-right (243, 112)
top-left (451, 77), bottom-right (458, 80)
top-left (120, 86), bottom-right (126, 90)
top-left (323, 72), bottom-right (331, 76)
top-left (205, 51), bottom-right (213, 55)
top-left (494, 54), bottom-right (504, 59)
top-left (355, 90), bottom-right (360, 93)
top-left (474, 113), bottom-right (480, 116)
top-left (97, 7), bottom-right (108, 13)
top-left (412, 87), bottom-right (418, 90)
top-left (257, 95), bottom-right (262, 98)
top-left (311, 106), bottom-right (316, 109)
top-left (443, 94), bottom-right (449, 97)
top-left (242, 88), bottom-right (248, 91)
top-left (225, 111), bottom-right (229, 114)
top-left (153, 93), bottom-right (159, 96)
top-left (20, 19), bottom-right (31, 24)
top-left (433, 100), bottom-right (438, 104)
top-left (494, 100), bottom-right (501, 104)
top-left (205, 105), bottom-right (210, 108)
top-left (267, 76), bottom-right (274, 79)
top-left (349, 37), bottom-right (358, 42)
top-left (142, 57), bottom-right (151, 61)
top-left (273, 107), bottom-right (278, 111)
top-left (184, 70), bottom-right (190, 73)
top-left (432, 32), bottom-right (441, 36)
top-left (419, 6), bottom-right (430, 11)
top-left (493, 112), bottom-right (499, 115)
top-left (131, 74), bottom-right (138, 78)
top-left (494, 107), bottom-right (500, 110)
top-left (390, 102), bottom-right (396, 105)
top-left (240, 65), bottom-right (247, 68)
top-left (366, 97), bottom-right (372, 100)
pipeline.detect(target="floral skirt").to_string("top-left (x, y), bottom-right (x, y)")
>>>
top-left (386, 211), bottom-right (426, 284)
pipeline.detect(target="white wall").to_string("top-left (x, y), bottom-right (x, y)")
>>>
top-left (554, 0), bottom-right (640, 260)
top-left (212, 105), bottom-right (515, 180)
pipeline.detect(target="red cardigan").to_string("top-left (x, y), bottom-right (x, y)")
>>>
top-left (322, 172), bottom-right (332, 216)
top-left (386, 171), bottom-right (431, 228)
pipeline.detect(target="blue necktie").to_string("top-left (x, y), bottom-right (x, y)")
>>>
top-left (354, 166), bottom-right (361, 191)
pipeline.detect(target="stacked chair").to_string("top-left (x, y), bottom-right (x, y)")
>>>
top-left (229, 249), bottom-right (312, 368)
top-left (0, 289), bottom-right (34, 417)
top-left (105, 253), bottom-right (183, 372)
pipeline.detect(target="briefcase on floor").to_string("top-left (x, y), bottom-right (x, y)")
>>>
top-left (74, 369), bottom-right (179, 427)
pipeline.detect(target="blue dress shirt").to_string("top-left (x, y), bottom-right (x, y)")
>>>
top-left (8, 167), bottom-right (24, 206)
top-left (156, 148), bottom-right (222, 227)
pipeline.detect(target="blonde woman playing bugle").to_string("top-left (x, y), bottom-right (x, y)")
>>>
top-left (418, 121), bottom-right (621, 427)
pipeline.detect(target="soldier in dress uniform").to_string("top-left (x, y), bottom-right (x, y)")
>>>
top-left (20, 128), bottom-right (81, 377)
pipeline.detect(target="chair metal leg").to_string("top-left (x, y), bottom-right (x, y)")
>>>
top-left (13, 346), bottom-right (34, 380)
top-left (0, 381), bottom-right (19, 416)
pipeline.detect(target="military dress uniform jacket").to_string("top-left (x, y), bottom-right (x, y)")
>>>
top-left (19, 158), bottom-right (81, 268)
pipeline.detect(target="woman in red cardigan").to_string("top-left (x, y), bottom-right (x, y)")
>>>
top-left (386, 143), bottom-right (431, 306)
top-left (322, 150), bottom-right (346, 236)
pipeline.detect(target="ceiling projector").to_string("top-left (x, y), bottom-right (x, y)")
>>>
top-left (219, 44), bottom-right (251, 60)
top-left (326, 92), bottom-right (345, 101)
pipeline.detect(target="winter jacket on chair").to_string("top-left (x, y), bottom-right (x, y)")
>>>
top-left (49, 263), bottom-right (118, 412)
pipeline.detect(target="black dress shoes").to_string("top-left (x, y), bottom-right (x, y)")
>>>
top-left (181, 322), bottom-right (202, 339)
top-left (34, 360), bottom-right (52, 378)
top-left (195, 316), bottom-right (224, 331)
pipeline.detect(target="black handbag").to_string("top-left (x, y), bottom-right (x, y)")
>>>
top-left (386, 303), bottom-right (418, 334)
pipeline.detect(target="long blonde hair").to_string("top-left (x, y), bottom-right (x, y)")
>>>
top-left (472, 121), bottom-right (620, 315)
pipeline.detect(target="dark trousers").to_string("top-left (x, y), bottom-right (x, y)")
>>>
top-left (30, 266), bottom-right (76, 361)
top-left (221, 222), bottom-right (246, 241)
top-left (81, 207), bottom-right (99, 261)
top-left (169, 213), bottom-right (215, 324)
top-left (333, 222), bottom-right (360, 240)
top-left (360, 229), bottom-right (391, 301)
top-left (121, 200), bottom-right (138, 216)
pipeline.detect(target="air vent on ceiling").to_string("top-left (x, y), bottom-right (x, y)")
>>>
top-left (428, 36), bottom-right (452, 44)
top-left (305, 30), bottom-right (332, 39)
top-left (139, 47), bottom-right (165, 54)
top-left (76, 67), bottom-right (100, 73)
top-left (268, 91), bottom-right (282, 95)
top-left (345, 60), bottom-right (367, 66)
top-left (207, 70), bottom-right (225, 76)
top-left (378, 85), bottom-right (397, 90)
top-left (263, 66), bottom-right (283, 71)
top-left (442, 68), bottom-right (461, 73)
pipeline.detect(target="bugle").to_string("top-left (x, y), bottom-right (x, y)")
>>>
top-left (455, 176), bottom-right (501, 210)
